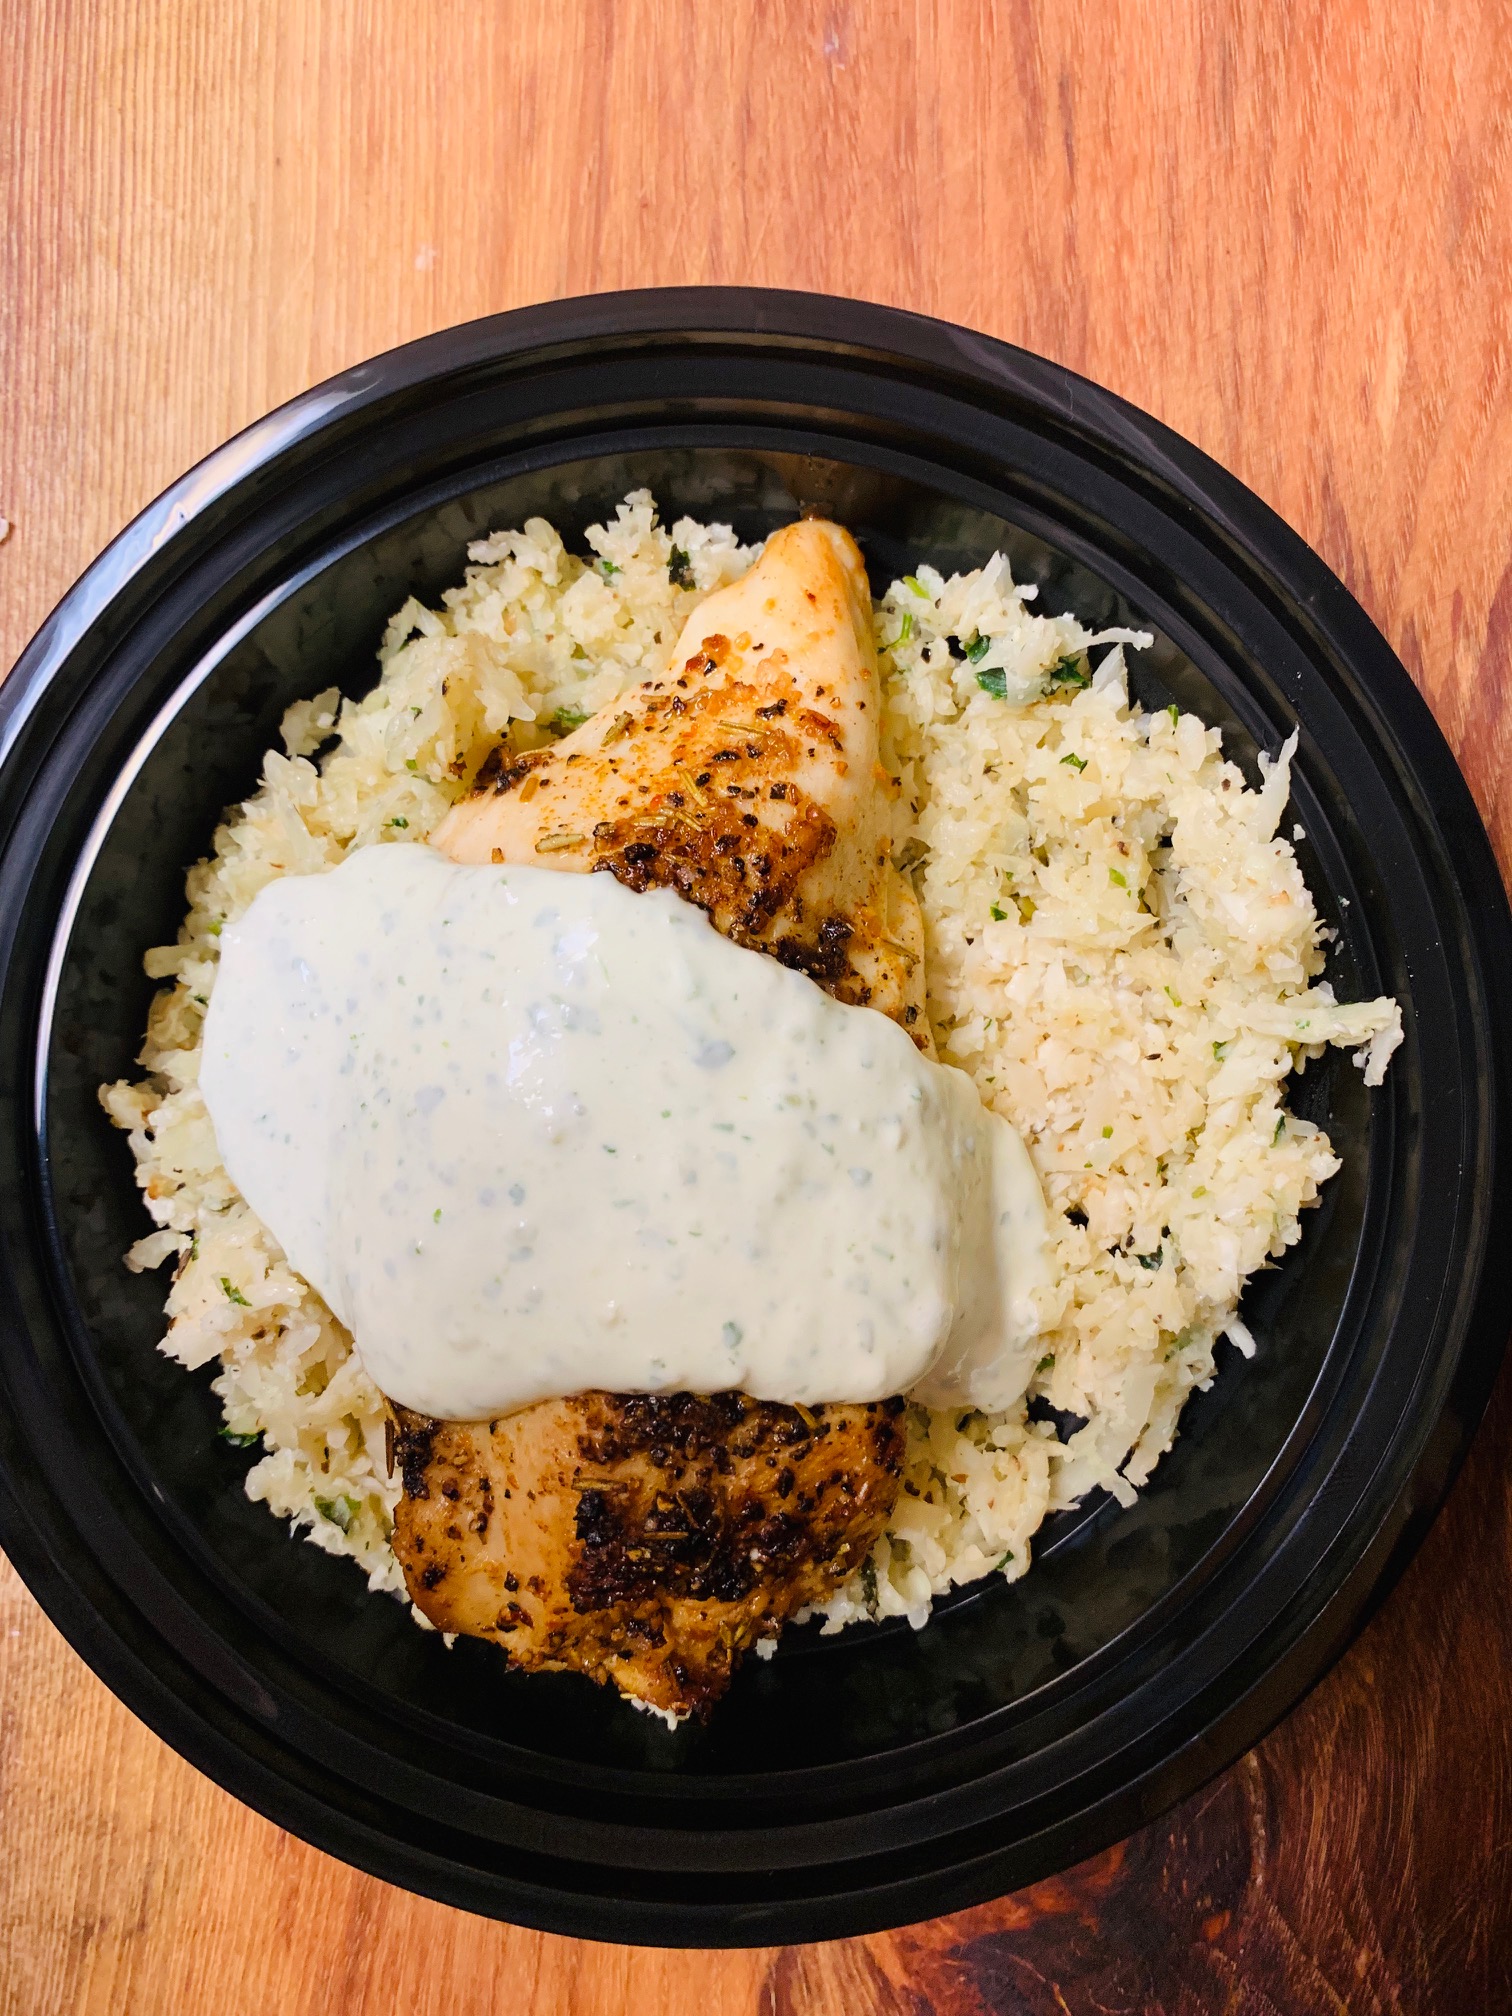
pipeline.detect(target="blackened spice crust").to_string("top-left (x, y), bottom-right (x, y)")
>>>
top-left (392, 1408), bottom-right (439, 1501)
top-left (567, 1391), bottom-right (905, 1627)
top-left (392, 1391), bottom-right (907, 1718)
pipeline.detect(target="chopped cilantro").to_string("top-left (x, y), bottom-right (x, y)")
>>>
top-left (432, 1207), bottom-right (442, 1222)
top-left (861, 1557), bottom-right (879, 1609)
top-left (191, 993), bottom-right (207, 1005)
top-left (886, 611), bottom-right (914, 652)
top-left (1164, 985), bottom-right (1182, 1007)
top-left (1274, 1115), bottom-right (1287, 1143)
top-left (1166, 702), bottom-right (1180, 724)
top-left (1048, 654), bottom-right (1090, 688)
top-left (550, 705), bottom-right (590, 734)
top-left (219, 1276), bottom-right (250, 1307)
top-left (1109, 867), bottom-right (1127, 886)
top-left (314, 1494), bottom-right (361, 1532)
top-left (218, 1424), bottom-right (259, 1448)
top-left (963, 631), bottom-right (992, 664)
top-left (668, 546), bottom-right (695, 590)
top-left (1137, 1249), bottom-right (1163, 1270)
top-left (1102, 1125), bottom-right (1113, 1138)
top-left (1061, 751), bottom-right (1087, 771)
top-left (207, 918), bottom-right (223, 937)
top-left (1212, 1040), bottom-right (1228, 1059)
top-left (405, 759), bottom-right (418, 772)
top-left (1192, 1185), bottom-right (1208, 1198)
top-left (387, 816), bottom-right (408, 828)
top-left (1036, 1353), bottom-right (1055, 1374)
top-left (976, 667), bottom-right (1009, 700)
top-left (902, 574), bottom-right (929, 599)
top-left (995, 1550), bottom-right (1015, 1569)
top-left (990, 902), bottom-right (1007, 921)
top-left (598, 558), bottom-right (620, 576)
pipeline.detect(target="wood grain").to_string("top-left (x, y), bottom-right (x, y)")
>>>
top-left (4, 1), bottom-right (1512, 2009)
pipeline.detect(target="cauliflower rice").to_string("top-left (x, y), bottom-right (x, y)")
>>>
top-left (103, 492), bottom-right (1401, 1638)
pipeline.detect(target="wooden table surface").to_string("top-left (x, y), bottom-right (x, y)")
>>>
top-left (5, 3), bottom-right (1512, 2010)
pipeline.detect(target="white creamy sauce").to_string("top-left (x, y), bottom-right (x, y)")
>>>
top-left (199, 845), bottom-right (1053, 1419)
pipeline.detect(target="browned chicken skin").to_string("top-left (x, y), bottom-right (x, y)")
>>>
top-left (392, 520), bottom-right (922, 1717)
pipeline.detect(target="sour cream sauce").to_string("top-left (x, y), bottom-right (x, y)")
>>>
top-left (199, 845), bottom-right (1053, 1419)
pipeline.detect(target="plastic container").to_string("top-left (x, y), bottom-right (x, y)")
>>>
top-left (1, 290), bottom-right (1507, 1944)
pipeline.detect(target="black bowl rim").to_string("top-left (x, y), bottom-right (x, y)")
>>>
top-left (2, 287), bottom-right (1510, 1945)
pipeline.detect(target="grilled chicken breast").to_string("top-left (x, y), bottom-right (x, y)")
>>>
top-left (393, 519), bottom-right (922, 1716)
top-left (391, 1392), bottom-right (906, 1717)
top-left (433, 517), bottom-right (931, 1047)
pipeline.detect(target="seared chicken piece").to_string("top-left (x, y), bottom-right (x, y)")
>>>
top-left (395, 520), bottom-right (922, 1717)
top-left (391, 1392), bottom-right (906, 1717)
top-left (433, 517), bottom-right (931, 1046)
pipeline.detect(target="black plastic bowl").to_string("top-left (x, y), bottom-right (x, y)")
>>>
top-left (2, 290), bottom-right (1509, 1945)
